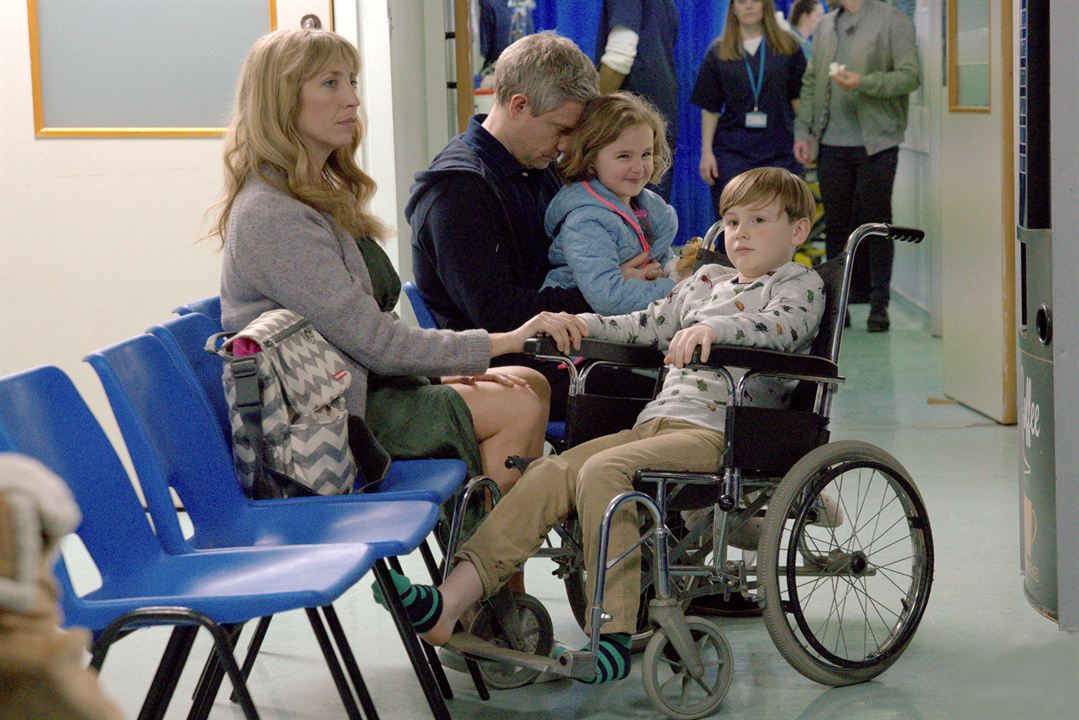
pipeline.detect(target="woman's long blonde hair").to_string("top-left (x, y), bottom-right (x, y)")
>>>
top-left (715, 0), bottom-right (800, 61)
top-left (210, 29), bottom-right (388, 243)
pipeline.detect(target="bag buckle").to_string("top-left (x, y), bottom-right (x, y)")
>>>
top-left (232, 357), bottom-right (261, 408)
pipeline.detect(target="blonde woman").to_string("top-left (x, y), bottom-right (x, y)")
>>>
top-left (213, 30), bottom-right (586, 495)
top-left (691, 0), bottom-right (806, 220)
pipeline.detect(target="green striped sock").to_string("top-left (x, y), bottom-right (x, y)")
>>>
top-left (372, 568), bottom-right (443, 634)
top-left (576, 633), bottom-right (632, 684)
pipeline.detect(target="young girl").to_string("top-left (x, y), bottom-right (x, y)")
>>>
top-left (691, 0), bottom-right (806, 220)
top-left (541, 92), bottom-right (678, 316)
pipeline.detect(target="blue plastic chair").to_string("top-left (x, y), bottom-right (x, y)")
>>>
top-left (173, 295), bottom-right (222, 322)
top-left (87, 333), bottom-right (478, 717)
top-left (0, 367), bottom-right (381, 720)
top-left (402, 281), bottom-right (567, 447)
top-left (149, 313), bottom-right (469, 505)
top-left (403, 281), bottom-right (438, 329)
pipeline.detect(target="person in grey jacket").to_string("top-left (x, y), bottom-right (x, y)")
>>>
top-left (542, 93), bottom-right (678, 316)
top-left (793, 0), bottom-right (919, 332)
top-left (213, 30), bottom-right (585, 495)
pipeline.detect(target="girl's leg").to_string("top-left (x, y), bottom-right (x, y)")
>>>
top-left (373, 560), bottom-right (484, 646)
top-left (448, 366), bottom-right (549, 495)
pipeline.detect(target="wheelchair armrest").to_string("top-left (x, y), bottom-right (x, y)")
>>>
top-left (689, 344), bottom-right (840, 380)
top-left (524, 336), bottom-right (665, 368)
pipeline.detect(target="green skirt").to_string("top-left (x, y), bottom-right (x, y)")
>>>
top-left (364, 374), bottom-right (483, 478)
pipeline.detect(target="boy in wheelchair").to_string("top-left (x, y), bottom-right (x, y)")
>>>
top-left (376, 167), bottom-right (825, 684)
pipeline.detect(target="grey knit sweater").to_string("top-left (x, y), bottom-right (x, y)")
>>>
top-left (220, 174), bottom-right (491, 417)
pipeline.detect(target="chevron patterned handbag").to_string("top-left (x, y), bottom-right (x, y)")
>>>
top-left (211, 309), bottom-right (361, 499)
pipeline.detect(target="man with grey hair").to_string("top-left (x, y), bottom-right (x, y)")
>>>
top-left (407, 32), bottom-right (600, 413)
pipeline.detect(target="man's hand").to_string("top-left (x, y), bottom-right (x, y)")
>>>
top-left (794, 138), bottom-right (816, 166)
top-left (831, 69), bottom-right (862, 91)
top-left (699, 150), bottom-right (719, 186)
top-left (664, 324), bottom-right (717, 368)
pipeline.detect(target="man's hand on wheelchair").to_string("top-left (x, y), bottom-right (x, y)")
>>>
top-left (664, 324), bottom-right (717, 368)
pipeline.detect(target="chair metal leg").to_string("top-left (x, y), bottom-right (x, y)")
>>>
top-left (306, 608), bottom-right (363, 720)
top-left (229, 616), bottom-right (272, 703)
top-left (418, 544), bottom-right (489, 701)
top-left (188, 623), bottom-right (243, 720)
top-left (190, 622), bottom-right (243, 703)
top-left (322, 605), bottom-right (380, 720)
top-left (138, 625), bottom-right (198, 720)
top-left (421, 640), bottom-right (455, 700)
top-left (388, 555), bottom-right (404, 574)
top-left (200, 619), bottom-right (260, 720)
top-left (374, 559), bottom-right (453, 720)
top-left (90, 608), bottom-right (260, 720)
top-left (419, 540), bottom-right (443, 583)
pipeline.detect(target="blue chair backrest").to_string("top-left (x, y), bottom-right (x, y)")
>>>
top-left (86, 335), bottom-right (256, 553)
top-left (149, 313), bottom-right (231, 444)
top-left (0, 367), bottom-right (165, 591)
top-left (402, 281), bottom-right (437, 330)
top-left (173, 295), bottom-right (221, 322)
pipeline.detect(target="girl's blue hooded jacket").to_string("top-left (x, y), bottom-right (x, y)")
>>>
top-left (542, 180), bottom-right (678, 315)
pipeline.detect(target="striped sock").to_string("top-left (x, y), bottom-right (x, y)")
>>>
top-left (555, 633), bottom-right (632, 684)
top-left (372, 568), bottom-right (443, 634)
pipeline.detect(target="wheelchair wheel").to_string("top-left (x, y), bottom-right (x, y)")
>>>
top-left (758, 441), bottom-right (933, 686)
top-left (642, 616), bottom-right (733, 720)
top-left (468, 592), bottom-right (554, 689)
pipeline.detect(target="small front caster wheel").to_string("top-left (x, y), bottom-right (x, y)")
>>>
top-left (469, 592), bottom-right (553, 689)
top-left (642, 616), bottom-right (733, 720)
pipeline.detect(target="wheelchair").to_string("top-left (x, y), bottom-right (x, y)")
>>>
top-left (441, 223), bottom-right (934, 719)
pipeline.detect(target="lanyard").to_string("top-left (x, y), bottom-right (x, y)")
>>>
top-left (744, 41), bottom-right (766, 112)
top-left (582, 180), bottom-right (651, 265)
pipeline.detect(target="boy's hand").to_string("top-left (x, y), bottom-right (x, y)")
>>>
top-left (665, 324), bottom-right (717, 368)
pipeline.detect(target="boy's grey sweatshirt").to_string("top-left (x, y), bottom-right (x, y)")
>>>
top-left (579, 262), bottom-right (825, 433)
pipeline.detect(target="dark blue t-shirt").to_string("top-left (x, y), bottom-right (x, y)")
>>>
top-left (596, 0), bottom-right (679, 141)
top-left (690, 39), bottom-right (806, 181)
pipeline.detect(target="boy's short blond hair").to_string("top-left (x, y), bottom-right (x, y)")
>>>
top-left (719, 167), bottom-right (815, 222)
top-left (494, 31), bottom-right (598, 116)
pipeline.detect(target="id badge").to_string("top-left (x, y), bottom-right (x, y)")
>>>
top-left (745, 111), bottom-right (768, 128)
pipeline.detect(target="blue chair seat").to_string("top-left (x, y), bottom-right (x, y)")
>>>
top-left (370, 458), bottom-right (469, 504)
top-left (70, 543), bottom-right (374, 631)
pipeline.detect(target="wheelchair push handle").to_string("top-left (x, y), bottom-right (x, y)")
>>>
top-left (886, 225), bottom-right (925, 244)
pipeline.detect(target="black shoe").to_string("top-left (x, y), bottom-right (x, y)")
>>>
top-left (867, 309), bottom-right (890, 333)
top-left (844, 311), bottom-right (852, 328)
top-left (686, 592), bottom-right (762, 618)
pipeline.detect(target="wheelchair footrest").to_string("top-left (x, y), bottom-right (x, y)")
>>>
top-left (445, 631), bottom-right (583, 679)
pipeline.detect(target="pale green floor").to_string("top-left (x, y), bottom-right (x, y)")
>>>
top-left (86, 302), bottom-right (1079, 719)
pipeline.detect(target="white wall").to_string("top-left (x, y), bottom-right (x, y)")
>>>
top-left (0, 1), bottom-right (223, 437)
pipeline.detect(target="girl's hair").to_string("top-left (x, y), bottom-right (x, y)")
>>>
top-left (789, 0), bottom-right (822, 29)
top-left (715, 0), bottom-right (800, 61)
top-left (209, 29), bottom-right (389, 244)
top-left (558, 92), bottom-right (671, 185)
top-left (719, 167), bottom-right (815, 221)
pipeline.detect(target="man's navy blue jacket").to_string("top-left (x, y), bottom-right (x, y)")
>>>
top-left (406, 116), bottom-right (589, 334)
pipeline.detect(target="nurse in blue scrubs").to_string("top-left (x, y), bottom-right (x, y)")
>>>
top-left (691, 0), bottom-right (806, 219)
